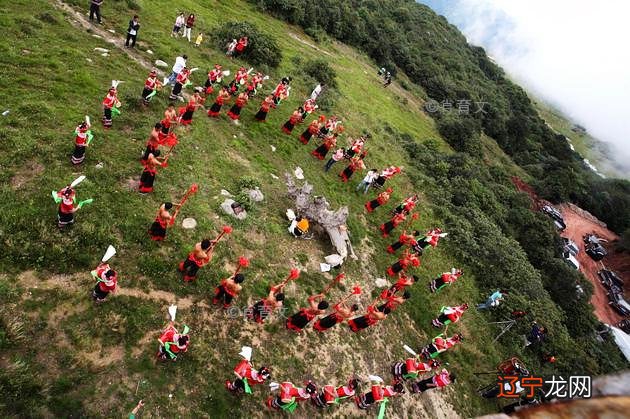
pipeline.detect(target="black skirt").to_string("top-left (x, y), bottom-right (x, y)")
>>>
top-left (255, 109), bottom-right (268, 121)
top-left (71, 145), bottom-right (86, 165)
top-left (58, 209), bottom-right (74, 226)
top-left (149, 221), bottom-right (166, 239)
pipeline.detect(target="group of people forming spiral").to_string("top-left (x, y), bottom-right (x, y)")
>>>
top-left (55, 50), bottom-right (476, 415)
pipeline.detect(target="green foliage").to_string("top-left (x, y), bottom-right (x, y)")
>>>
top-left (211, 21), bottom-right (282, 68)
top-left (252, 0), bottom-right (630, 235)
top-left (301, 58), bottom-right (337, 88)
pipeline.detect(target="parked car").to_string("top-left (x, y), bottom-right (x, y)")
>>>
top-left (598, 269), bottom-right (624, 289)
top-left (561, 237), bottom-right (579, 256)
top-left (617, 319), bottom-right (630, 333)
top-left (562, 250), bottom-right (580, 270)
top-left (585, 242), bottom-right (607, 261)
top-left (542, 205), bottom-right (566, 231)
top-left (608, 291), bottom-right (630, 316)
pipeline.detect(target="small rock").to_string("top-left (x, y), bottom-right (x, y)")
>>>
top-left (94, 47), bottom-right (109, 53)
top-left (101, 52), bottom-right (109, 57)
top-left (233, 135), bottom-right (237, 138)
top-left (108, 29), bottom-right (115, 33)
top-left (95, 162), bottom-right (104, 169)
top-left (2, 110), bottom-right (10, 116)
top-left (294, 167), bottom-right (304, 180)
top-left (86, 58), bottom-right (93, 63)
top-left (21, 49), bottom-right (31, 55)
top-left (155, 59), bottom-right (168, 68)
top-left (168, 394), bottom-right (173, 398)
top-left (220, 189), bottom-right (232, 197)
top-left (91, 34), bottom-right (102, 39)
top-left (182, 218), bottom-right (197, 229)
top-left (146, 49), bottom-right (153, 54)
top-left (187, 165), bottom-right (193, 170)
top-left (247, 188), bottom-right (264, 202)
top-left (270, 145), bottom-right (276, 152)
top-left (375, 277), bottom-right (390, 288)
top-left (270, 174), bottom-right (279, 180)
top-left (220, 198), bottom-right (247, 220)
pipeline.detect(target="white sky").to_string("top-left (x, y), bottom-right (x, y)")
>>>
top-left (436, 0), bottom-right (630, 158)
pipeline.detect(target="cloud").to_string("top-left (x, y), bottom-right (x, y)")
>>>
top-left (420, 0), bottom-right (630, 164)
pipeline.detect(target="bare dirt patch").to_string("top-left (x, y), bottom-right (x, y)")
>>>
top-left (559, 204), bottom-right (623, 324)
top-left (10, 160), bottom-right (44, 190)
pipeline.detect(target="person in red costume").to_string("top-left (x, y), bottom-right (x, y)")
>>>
top-left (227, 91), bottom-right (249, 121)
top-left (420, 333), bottom-right (464, 360)
top-left (380, 273), bottom-right (418, 299)
top-left (205, 64), bottom-right (224, 95)
top-left (178, 239), bottom-right (214, 282)
top-left (225, 359), bottom-right (271, 394)
top-left (234, 36), bottom-right (248, 57)
top-left (141, 68), bottom-right (162, 105)
top-left (386, 230), bottom-right (420, 253)
top-left (410, 369), bottom-right (456, 393)
top-left (431, 304), bottom-right (469, 328)
top-left (178, 92), bottom-right (205, 126)
top-left (138, 149), bottom-right (168, 194)
top-left (355, 379), bottom-right (404, 410)
top-left (71, 120), bottom-right (92, 165)
top-left (91, 262), bottom-right (118, 302)
top-left (379, 212), bottom-right (406, 237)
top-left (300, 115), bottom-right (324, 144)
top-left (247, 283), bottom-right (286, 323)
top-left (386, 251), bottom-right (420, 277)
top-left (311, 378), bottom-right (360, 408)
top-left (266, 381), bottom-right (317, 411)
top-left (365, 188), bottom-right (392, 213)
top-left (254, 95), bottom-right (274, 122)
top-left (348, 304), bottom-right (390, 332)
top-left (213, 273), bottom-right (246, 308)
top-left (313, 300), bottom-right (359, 332)
top-left (156, 321), bottom-right (190, 361)
top-left (56, 186), bottom-right (78, 228)
top-left (392, 194), bottom-right (418, 215)
top-left (285, 293), bottom-right (329, 332)
top-left (207, 87), bottom-right (231, 117)
top-left (391, 358), bottom-right (441, 381)
top-left (102, 87), bottom-right (121, 128)
top-left (148, 202), bottom-right (173, 241)
top-left (429, 268), bottom-right (463, 293)
top-left (281, 107), bottom-right (304, 134)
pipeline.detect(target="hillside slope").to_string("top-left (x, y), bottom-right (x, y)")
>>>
top-left (0, 0), bottom-right (627, 418)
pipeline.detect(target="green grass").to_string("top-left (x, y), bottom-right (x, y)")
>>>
top-left (0, 0), bottom-right (528, 417)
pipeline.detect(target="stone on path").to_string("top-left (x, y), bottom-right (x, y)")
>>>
top-left (94, 47), bottom-right (109, 53)
top-left (155, 59), bottom-right (168, 68)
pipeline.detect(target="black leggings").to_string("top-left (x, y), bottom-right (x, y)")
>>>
top-left (126, 33), bottom-right (137, 47)
top-left (89, 4), bottom-right (101, 23)
top-left (183, 259), bottom-right (199, 277)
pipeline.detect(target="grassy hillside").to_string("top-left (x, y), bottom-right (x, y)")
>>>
top-left (0, 1), bottom-right (626, 418)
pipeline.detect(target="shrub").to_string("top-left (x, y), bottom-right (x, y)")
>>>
top-left (301, 58), bottom-right (337, 88)
top-left (212, 21), bottom-right (282, 68)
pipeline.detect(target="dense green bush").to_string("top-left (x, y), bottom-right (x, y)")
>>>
top-left (211, 21), bottom-right (282, 68)
top-left (301, 58), bottom-right (338, 88)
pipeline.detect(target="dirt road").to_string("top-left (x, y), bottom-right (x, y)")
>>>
top-left (558, 204), bottom-right (623, 324)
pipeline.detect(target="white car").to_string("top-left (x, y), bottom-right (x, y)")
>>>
top-left (562, 250), bottom-right (580, 270)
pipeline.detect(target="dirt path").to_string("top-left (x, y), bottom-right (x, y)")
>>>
top-left (16, 270), bottom-right (201, 308)
top-left (558, 204), bottom-right (623, 324)
top-left (54, 0), bottom-right (160, 74)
